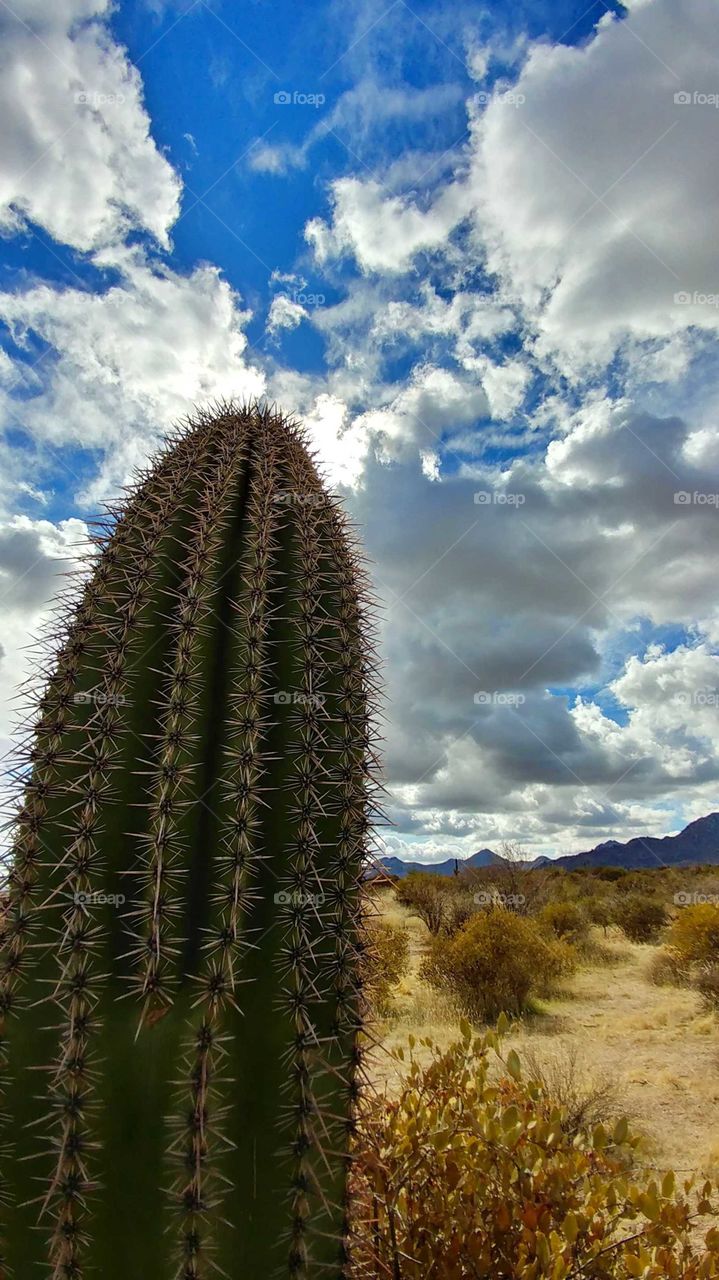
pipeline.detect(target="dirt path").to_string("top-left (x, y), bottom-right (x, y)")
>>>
top-left (370, 891), bottom-right (719, 1179)
top-left (509, 938), bottom-right (719, 1177)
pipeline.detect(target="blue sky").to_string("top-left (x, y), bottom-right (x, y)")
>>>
top-left (1, 0), bottom-right (719, 859)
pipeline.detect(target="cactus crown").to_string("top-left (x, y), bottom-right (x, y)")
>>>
top-left (0, 402), bottom-right (381, 1279)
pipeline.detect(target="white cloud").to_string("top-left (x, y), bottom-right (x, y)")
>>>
top-left (306, 176), bottom-right (472, 274)
top-left (0, 516), bottom-right (88, 756)
top-left (267, 294), bottom-right (308, 335)
top-left (0, 0), bottom-right (181, 250)
top-left (300, 394), bottom-right (371, 490)
top-left (0, 250), bottom-right (265, 504)
top-left (471, 357), bottom-right (531, 419)
top-left (343, 397), bottom-right (719, 853)
top-left (469, 0), bottom-right (719, 373)
top-left (305, 0), bottom-right (719, 383)
top-left (354, 364), bottom-right (489, 462)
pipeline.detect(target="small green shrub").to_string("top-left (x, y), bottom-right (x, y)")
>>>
top-left (613, 894), bottom-right (668, 943)
top-left (421, 907), bottom-right (575, 1021)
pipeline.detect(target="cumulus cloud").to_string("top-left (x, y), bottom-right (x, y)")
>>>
top-left (0, 516), bottom-right (85, 610)
top-left (0, 250), bottom-right (265, 504)
top-left (353, 365), bottom-right (490, 461)
top-left (306, 0), bottom-right (719, 378)
top-left (0, 516), bottom-right (88, 759)
top-left (306, 176), bottom-right (472, 274)
top-left (469, 0), bottom-right (719, 372)
top-left (267, 294), bottom-right (308, 335)
top-left (300, 394), bottom-right (371, 490)
top-left (0, 0), bottom-right (181, 251)
top-left (346, 399), bottom-right (719, 853)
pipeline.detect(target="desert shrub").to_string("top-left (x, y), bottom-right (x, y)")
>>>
top-left (362, 918), bottom-right (410, 1015)
top-left (420, 908), bottom-right (575, 1021)
top-left (581, 894), bottom-right (613, 934)
top-left (622, 870), bottom-right (658, 895)
top-left (696, 964), bottom-right (719, 1012)
top-left (443, 889), bottom-right (478, 936)
top-left (593, 865), bottom-right (628, 881)
top-left (349, 1025), bottom-right (719, 1279)
top-left (540, 899), bottom-right (589, 943)
top-left (668, 902), bottom-right (719, 967)
top-left (395, 872), bottom-right (447, 934)
top-left (613, 894), bottom-right (668, 943)
top-left (520, 1044), bottom-right (621, 1139)
top-left (466, 846), bottom-right (555, 917)
top-left (647, 945), bottom-right (692, 988)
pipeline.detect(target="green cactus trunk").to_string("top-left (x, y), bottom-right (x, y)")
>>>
top-left (0, 404), bottom-right (378, 1279)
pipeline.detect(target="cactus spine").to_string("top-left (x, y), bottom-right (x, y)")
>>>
top-left (0, 404), bottom-right (379, 1279)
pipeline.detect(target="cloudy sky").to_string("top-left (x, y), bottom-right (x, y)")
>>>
top-left (1, 0), bottom-right (718, 860)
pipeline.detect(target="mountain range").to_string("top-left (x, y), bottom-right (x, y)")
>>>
top-left (378, 813), bottom-right (719, 877)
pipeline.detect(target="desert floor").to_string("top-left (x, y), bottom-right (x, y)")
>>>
top-left (370, 891), bottom-right (719, 1181)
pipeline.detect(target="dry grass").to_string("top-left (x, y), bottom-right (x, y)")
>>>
top-left (369, 891), bottom-right (719, 1180)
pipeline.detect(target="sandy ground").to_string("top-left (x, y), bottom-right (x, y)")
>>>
top-left (369, 890), bottom-right (719, 1180)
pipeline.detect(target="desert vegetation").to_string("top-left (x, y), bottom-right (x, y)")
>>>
top-left (349, 1024), bottom-right (719, 1278)
top-left (353, 862), bottom-right (719, 1276)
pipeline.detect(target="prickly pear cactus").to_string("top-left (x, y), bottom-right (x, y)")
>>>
top-left (0, 404), bottom-right (379, 1279)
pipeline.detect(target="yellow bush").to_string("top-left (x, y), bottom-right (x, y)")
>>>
top-left (349, 1025), bottom-right (719, 1278)
top-left (362, 917), bottom-right (410, 1015)
top-left (668, 902), bottom-right (719, 966)
top-left (540, 898), bottom-right (589, 943)
top-left (420, 907), bottom-right (575, 1021)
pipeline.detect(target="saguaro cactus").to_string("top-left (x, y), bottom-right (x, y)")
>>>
top-left (0, 403), bottom-right (379, 1279)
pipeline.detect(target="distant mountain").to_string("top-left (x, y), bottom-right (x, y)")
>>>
top-left (377, 847), bottom-right (505, 879)
top-left (553, 812), bottom-right (719, 870)
top-left (376, 813), bottom-right (719, 878)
